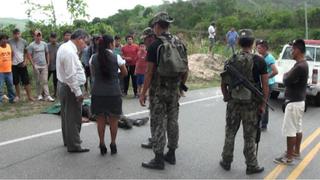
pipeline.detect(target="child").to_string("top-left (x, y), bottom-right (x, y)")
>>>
top-left (134, 42), bottom-right (147, 97)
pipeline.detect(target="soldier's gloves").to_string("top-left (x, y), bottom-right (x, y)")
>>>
top-left (223, 95), bottom-right (231, 102)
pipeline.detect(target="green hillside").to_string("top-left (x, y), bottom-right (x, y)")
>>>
top-left (0, 18), bottom-right (28, 31)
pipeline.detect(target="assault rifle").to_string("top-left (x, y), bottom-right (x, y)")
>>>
top-left (225, 54), bottom-right (275, 156)
top-left (225, 63), bottom-right (275, 111)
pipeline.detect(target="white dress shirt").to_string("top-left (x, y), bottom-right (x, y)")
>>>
top-left (56, 41), bottom-right (86, 97)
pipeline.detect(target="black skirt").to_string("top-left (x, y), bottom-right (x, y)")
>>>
top-left (91, 95), bottom-right (122, 117)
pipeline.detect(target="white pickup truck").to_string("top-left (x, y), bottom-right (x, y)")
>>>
top-left (272, 40), bottom-right (320, 106)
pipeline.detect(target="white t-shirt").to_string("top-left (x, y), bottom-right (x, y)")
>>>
top-left (208, 25), bottom-right (216, 39)
top-left (89, 49), bottom-right (126, 73)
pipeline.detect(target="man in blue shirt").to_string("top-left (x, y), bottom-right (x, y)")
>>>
top-left (225, 27), bottom-right (239, 54)
top-left (256, 40), bottom-right (278, 130)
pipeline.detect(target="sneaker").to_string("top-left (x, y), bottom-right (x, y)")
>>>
top-left (11, 96), bottom-right (20, 103)
top-left (293, 153), bottom-right (301, 160)
top-left (37, 95), bottom-right (44, 101)
top-left (284, 151), bottom-right (301, 160)
top-left (273, 156), bottom-right (294, 165)
top-left (45, 96), bottom-right (55, 102)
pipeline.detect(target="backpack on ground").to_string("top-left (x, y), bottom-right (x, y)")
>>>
top-left (156, 34), bottom-right (188, 77)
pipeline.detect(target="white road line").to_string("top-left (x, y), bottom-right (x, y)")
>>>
top-left (0, 95), bottom-right (222, 147)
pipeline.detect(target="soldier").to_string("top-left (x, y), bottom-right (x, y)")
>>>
top-left (220, 29), bottom-right (268, 174)
top-left (140, 27), bottom-right (156, 149)
top-left (139, 12), bottom-right (188, 170)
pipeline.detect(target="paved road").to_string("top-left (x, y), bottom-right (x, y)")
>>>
top-left (0, 88), bottom-right (319, 179)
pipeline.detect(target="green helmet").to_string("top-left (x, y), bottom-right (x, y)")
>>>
top-left (149, 12), bottom-right (174, 27)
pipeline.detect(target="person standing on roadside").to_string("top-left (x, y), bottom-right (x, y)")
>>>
top-left (90, 35), bottom-right (127, 156)
top-left (8, 28), bottom-right (34, 101)
top-left (139, 27), bottom-right (157, 149)
top-left (0, 33), bottom-right (18, 104)
top-left (220, 29), bottom-right (268, 175)
top-left (273, 39), bottom-right (308, 165)
top-left (225, 27), bottom-right (239, 54)
top-left (122, 35), bottom-right (139, 97)
top-left (256, 39), bottom-right (278, 131)
top-left (56, 29), bottom-right (90, 153)
top-left (208, 21), bottom-right (216, 54)
top-left (140, 12), bottom-right (188, 170)
top-left (27, 30), bottom-right (54, 102)
top-left (47, 32), bottom-right (60, 98)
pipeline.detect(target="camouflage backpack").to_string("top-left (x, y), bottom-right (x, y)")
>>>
top-left (228, 52), bottom-right (255, 101)
top-left (156, 34), bottom-right (188, 77)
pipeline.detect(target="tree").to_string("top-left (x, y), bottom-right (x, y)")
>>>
top-left (24, 0), bottom-right (57, 27)
top-left (66, 0), bottom-right (89, 21)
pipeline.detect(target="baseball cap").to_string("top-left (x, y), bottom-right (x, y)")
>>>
top-left (149, 12), bottom-right (174, 27)
top-left (239, 29), bottom-right (254, 39)
top-left (256, 39), bottom-right (269, 49)
top-left (34, 30), bottom-right (42, 36)
top-left (140, 27), bottom-right (155, 39)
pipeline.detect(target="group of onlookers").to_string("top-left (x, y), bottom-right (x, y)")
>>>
top-left (0, 27), bottom-right (149, 105)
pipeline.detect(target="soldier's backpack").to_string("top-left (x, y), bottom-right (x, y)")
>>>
top-left (156, 35), bottom-right (188, 77)
top-left (228, 52), bottom-right (255, 101)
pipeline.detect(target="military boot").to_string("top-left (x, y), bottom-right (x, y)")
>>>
top-left (164, 149), bottom-right (176, 165)
top-left (219, 160), bottom-right (231, 171)
top-left (142, 153), bottom-right (165, 170)
top-left (141, 138), bottom-right (152, 149)
top-left (246, 166), bottom-right (264, 175)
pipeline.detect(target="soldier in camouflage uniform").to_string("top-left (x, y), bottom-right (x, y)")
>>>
top-left (139, 12), bottom-right (187, 170)
top-left (140, 27), bottom-right (156, 149)
top-left (220, 29), bottom-right (269, 175)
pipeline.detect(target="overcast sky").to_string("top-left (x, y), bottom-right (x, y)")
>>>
top-left (0, 0), bottom-right (173, 23)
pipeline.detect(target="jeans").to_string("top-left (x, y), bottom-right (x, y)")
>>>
top-left (0, 72), bottom-right (16, 103)
top-left (261, 84), bottom-right (275, 128)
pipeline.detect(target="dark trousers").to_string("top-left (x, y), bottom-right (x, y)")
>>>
top-left (48, 70), bottom-right (57, 96)
top-left (58, 82), bottom-right (83, 151)
top-left (124, 65), bottom-right (137, 95)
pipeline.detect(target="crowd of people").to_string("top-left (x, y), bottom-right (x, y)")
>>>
top-left (0, 11), bottom-right (309, 175)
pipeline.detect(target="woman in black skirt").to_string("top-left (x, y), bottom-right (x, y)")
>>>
top-left (90, 35), bottom-right (127, 155)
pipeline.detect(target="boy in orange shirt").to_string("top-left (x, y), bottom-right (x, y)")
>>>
top-left (134, 42), bottom-right (147, 97)
top-left (0, 33), bottom-right (17, 104)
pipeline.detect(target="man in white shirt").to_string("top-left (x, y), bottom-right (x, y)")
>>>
top-left (56, 29), bottom-right (89, 153)
top-left (208, 22), bottom-right (216, 53)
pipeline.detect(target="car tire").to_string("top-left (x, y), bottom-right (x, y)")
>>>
top-left (270, 91), bottom-right (280, 99)
top-left (315, 93), bottom-right (320, 107)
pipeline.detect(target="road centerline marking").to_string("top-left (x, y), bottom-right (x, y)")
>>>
top-left (264, 127), bottom-right (320, 180)
top-left (0, 95), bottom-right (222, 147)
top-left (287, 143), bottom-right (320, 180)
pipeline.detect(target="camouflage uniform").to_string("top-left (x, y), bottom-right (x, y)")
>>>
top-left (222, 100), bottom-right (259, 167)
top-left (149, 74), bottom-right (180, 154)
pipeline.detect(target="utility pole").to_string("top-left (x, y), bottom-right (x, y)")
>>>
top-left (305, 1), bottom-right (309, 39)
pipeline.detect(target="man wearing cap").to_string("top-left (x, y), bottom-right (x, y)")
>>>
top-left (220, 29), bottom-right (268, 174)
top-left (273, 39), bottom-right (308, 165)
top-left (8, 28), bottom-right (34, 101)
top-left (256, 40), bottom-right (278, 131)
top-left (139, 12), bottom-right (188, 170)
top-left (140, 27), bottom-right (156, 149)
top-left (27, 30), bottom-right (54, 102)
top-left (47, 32), bottom-right (60, 98)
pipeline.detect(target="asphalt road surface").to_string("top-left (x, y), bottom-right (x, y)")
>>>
top-left (0, 88), bottom-right (319, 179)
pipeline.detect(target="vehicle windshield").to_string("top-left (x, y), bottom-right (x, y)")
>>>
top-left (282, 46), bottom-right (314, 61)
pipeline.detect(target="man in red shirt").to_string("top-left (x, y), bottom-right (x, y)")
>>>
top-left (121, 35), bottom-right (139, 97)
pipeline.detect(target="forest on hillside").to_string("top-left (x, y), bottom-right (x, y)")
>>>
top-left (1, 0), bottom-right (320, 52)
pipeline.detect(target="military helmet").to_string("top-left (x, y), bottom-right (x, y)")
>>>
top-left (149, 12), bottom-right (174, 27)
top-left (140, 27), bottom-right (155, 40)
top-left (239, 29), bottom-right (254, 40)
